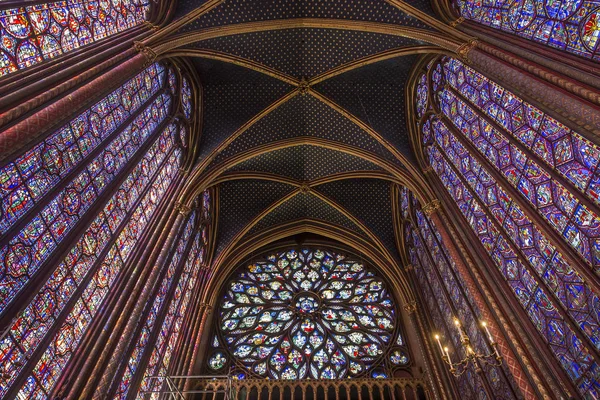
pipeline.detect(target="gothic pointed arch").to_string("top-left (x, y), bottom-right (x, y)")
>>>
top-left (0, 57), bottom-right (201, 398)
top-left (409, 54), bottom-right (600, 398)
top-left (445, 0), bottom-right (600, 60)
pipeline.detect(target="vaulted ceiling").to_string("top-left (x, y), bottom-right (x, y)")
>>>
top-left (171, 0), bottom-right (443, 268)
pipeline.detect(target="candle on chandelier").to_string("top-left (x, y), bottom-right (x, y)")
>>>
top-left (435, 334), bottom-right (444, 354)
top-left (444, 346), bottom-right (451, 363)
top-left (481, 321), bottom-right (493, 342)
top-left (454, 318), bottom-right (465, 340)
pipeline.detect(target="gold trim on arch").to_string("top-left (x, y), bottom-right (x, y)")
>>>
top-left (203, 219), bottom-right (416, 307)
top-left (308, 46), bottom-right (451, 85)
top-left (211, 171), bottom-right (304, 187)
top-left (179, 137), bottom-right (433, 207)
top-left (159, 49), bottom-right (300, 85)
top-left (153, 19), bottom-right (467, 55)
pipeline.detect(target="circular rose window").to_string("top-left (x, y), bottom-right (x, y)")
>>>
top-left (213, 248), bottom-right (404, 379)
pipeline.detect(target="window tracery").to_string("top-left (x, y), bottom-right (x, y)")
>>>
top-left (415, 56), bottom-right (600, 397)
top-left (400, 187), bottom-right (516, 399)
top-left (0, 61), bottom-right (196, 398)
top-left (209, 248), bottom-right (408, 380)
top-left (0, 0), bottom-right (150, 78)
top-left (138, 191), bottom-right (211, 396)
top-left (453, 0), bottom-right (600, 60)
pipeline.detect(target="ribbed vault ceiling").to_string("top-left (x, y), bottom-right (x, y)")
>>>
top-left (176, 0), bottom-right (438, 266)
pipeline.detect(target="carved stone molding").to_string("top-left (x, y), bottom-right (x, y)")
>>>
top-left (298, 78), bottom-right (310, 95)
top-left (422, 166), bottom-right (434, 175)
top-left (133, 40), bottom-right (157, 67)
top-left (299, 183), bottom-right (311, 193)
top-left (456, 39), bottom-right (479, 63)
top-left (422, 199), bottom-right (441, 216)
top-left (179, 167), bottom-right (190, 176)
top-left (175, 201), bottom-right (192, 216)
top-left (449, 17), bottom-right (465, 27)
top-left (143, 21), bottom-right (160, 31)
top-left (403, 301), bottom-right (417, 314)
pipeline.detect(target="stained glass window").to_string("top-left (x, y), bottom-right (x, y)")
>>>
top-left (415, 73), bottom-right (428, 118)
top-left (3, 122), bottom-right (181, 398)
top-left (138, 191), bottom-right (211, 397)
top-left (416, 58), bottom-right (600, 397)
top-left (0, 0), bottom-right (150, 78)
top-left (0, 56), bottom-right (187, 396)
top-left (181, 77), bottom-right (192, 119)
top-left (214, 248), bottom-right (400, 380)
top-left (453, 0), bottom-right (600, 60)
top-left (0, 63), bottom-right (169, 316)
top-left (116, 210), bottom-right (196, 399)
top-left (0, 62), bottom-right (165, 237)
top-left (14, 132), bottom-right (181, 398)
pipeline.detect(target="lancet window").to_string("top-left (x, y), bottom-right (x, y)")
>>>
top-left (0, 0), bottom-right (150, 78)
top-left (453, 0), bottom-right (600, 60)
top-left (137, 195), bottom-right (211, 397)
top-left (401, 187), bottom-right (517, 399)
top-left (414, 56), bottom-right (600, 397)
top-left (0, 61), bottom-right (193, 398)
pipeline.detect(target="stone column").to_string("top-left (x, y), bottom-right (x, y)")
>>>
top-left (421, 199), bottom-right (544, 400)
top-left (465, 45), bottom-right (600, 140)
top-left (0, 52), bottom-right (147, 163)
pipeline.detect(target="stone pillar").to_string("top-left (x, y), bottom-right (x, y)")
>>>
top-left (465, 46), bottom-right (600, 139)
top-left (0, 52), bottom-right (147, 163)
top-left (90, 202), bottom-right (190, 399)
top-left (421, 199), bottom-right (544, 400)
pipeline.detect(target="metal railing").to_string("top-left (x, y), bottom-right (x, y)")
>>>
top-left (139, 376), bottom-right (430, 400)
top-left (140, 375), bottom-right (234, 400)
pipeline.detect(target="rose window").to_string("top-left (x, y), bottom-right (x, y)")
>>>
top-left (212, 248), bottom-right (404, 379)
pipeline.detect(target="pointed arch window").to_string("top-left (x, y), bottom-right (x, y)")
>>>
top-left (0, 0), bottom-right (150, 78)
top-left (0, 61), bottom-right (196, 398)
top-left (414, 56), bottom-right (600, 397)
top-left (400, 187), bottom-right (517, 400)
top-left (452, 0), bottom-right (600, 60)
top-left (137, 191), bottom-right (211, 397)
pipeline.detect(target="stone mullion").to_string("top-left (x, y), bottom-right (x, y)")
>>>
top-left (122, 189), bottom-right (196, 400)
top-left (411, 220), bottom-right (471, 332)
top-left (0, 25), bottom-right (149, 117)
top-left (179, 270), bottom-right (214, 377)
top-left (426, 168), bottom-right (574, 399)
top-left (0, 87), bottom-right (167, 249)
top-left (107, 212), bottom-right (196, 399)
top-left (0, 23), bottom-right (145, 90)
top-left (439, 105), bottom-right (600, 317)
top-left (410, 172), bottom-right (543, 398)
top-left (89, 195), bottom-right (191, 399)
top-left (464, 46), bottom-right (600, 141)
top-left (60, 165), bottom-right (185, 400)
top-left (184, 306), bottom-right (215, 392)
top-left (2, 135), bottom-right (178, 399)
top-left (445, 83), bottom-right (600, 218)
top-left (418, 213), bottom-right (520, 399)
top-left (159, 262), bottom-right (207, 395)
top-left (0, 52), bottom-right (149, 163)
top-left (0, 113), bottom-right (174, 338)
top-left (170, 267), bottom-right (209, 377)
top-left (433, 141), bottom-right (600, 384)
top-left (407, 265), bottom-right (459, 400)
top-left (459, 22), bottom-right (600, 82)
top-left (438, 110), bottom-right (600, 298)
top-left (409, 246), bottom-right (474, 398)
